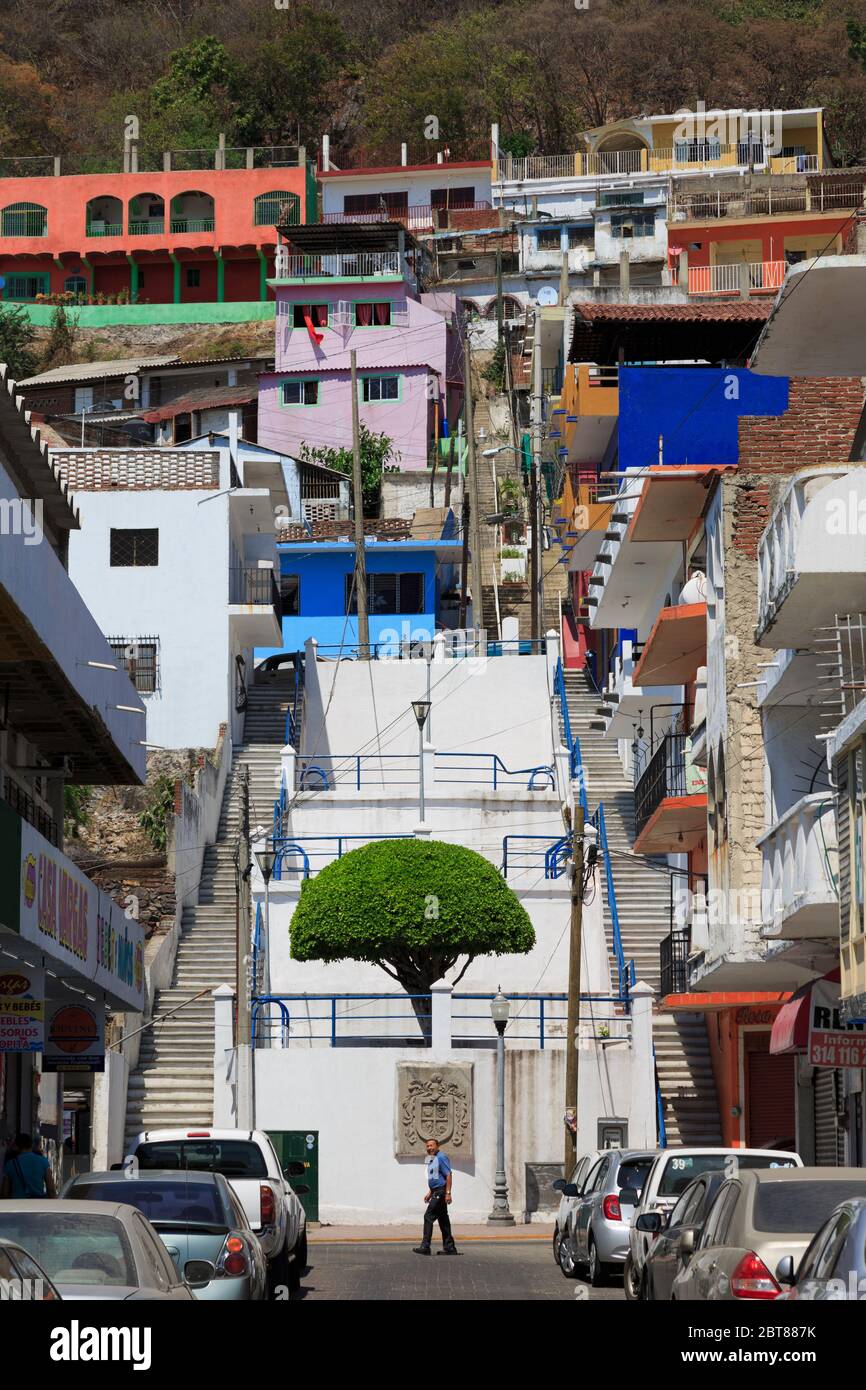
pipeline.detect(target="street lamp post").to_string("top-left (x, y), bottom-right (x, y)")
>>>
top-left (411, 699), bottom-right (431, 824)
top-left (253, 844), bottom-right (277, 1004)
top-left (488, 988), bottom-right (515, 1225)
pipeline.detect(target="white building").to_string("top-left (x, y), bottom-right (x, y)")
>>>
top-left (52, 442), bottom-right (286, 750)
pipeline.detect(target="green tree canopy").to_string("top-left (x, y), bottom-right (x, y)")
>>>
top-left (290, 839), bottom-right (535, 1004)
top-left (300, 422), bottom-right (398, 515)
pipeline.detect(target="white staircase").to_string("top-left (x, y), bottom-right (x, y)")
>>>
top-left (123, 681), bottom-right (288, 1150)
top-left (653, 1012), bottom-right (723, 1146)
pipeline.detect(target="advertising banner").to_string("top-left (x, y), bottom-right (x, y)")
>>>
top-left (808, 974), bottom-right (866, 1069)
top-left (42, 998), bottom-right (105, 1073)
top-left (0, 964), bottom-right (45, 1052)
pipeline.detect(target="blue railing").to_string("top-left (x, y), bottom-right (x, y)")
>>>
top-left (554, 657), bottom-right (588, 810)
top-left (501, 834), bottom-right (570, 879)
top-left (250, 992), bottom-right (432, 1046)
top-left (591, 803), bottom-right (635, 1005)
top-left (291, 750), bottom-right (556, 792)
top-left (273, 773), bottom-right (287, 839)
top-left (452, 993), bottom-right (622, 1048)
top-left (252, 997), bottom-right (290, 1049)
top-left (436, 752), bottom-right (555, 790)
top-left (252, 901), bottom-right (263, 994)
top-left (271, 833), bottom-right (413, 880)
top-left (654, 1045), bottom-right (668, 1147)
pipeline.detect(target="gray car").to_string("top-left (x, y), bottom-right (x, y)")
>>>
top-left (777, 1197), bottom-right (866, 1301)
top-left (563, 1149), bottom-right (656, 1286)
top-left (0, 1199), bottom-right (200, 1300)
top-left (62, 1169), bottom-right (268, 1301)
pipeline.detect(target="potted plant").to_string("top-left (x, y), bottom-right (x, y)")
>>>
top-left (498, 476), bottom-right (522, 516)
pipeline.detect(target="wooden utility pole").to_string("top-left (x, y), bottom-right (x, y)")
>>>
top-left (530, 308), bottom-right (543, 641)
top-left (458, 492), bottom-right (471, 629)
top-left (350, 349), bottom-right (369, 658)
top-left (463, 336), bottom-right (483, 633)
top-left (564, 804), bottom-right (585, 1172)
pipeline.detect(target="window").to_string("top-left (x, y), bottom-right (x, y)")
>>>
top-left (110, 528), bottom-right (158, 567)
top-left (3, 272), bottom-right (50, 301)
top-left (254, 190), bottom-right (300, 226)
top-left (74, 387), bottom-right (94, 415)
top-left (362, 375), bottom-right (399, 403)
top-left (345, 572), bottom-right (425, 615)
top-left (0, 1212), bottom-right (136, 1287)
top-left (753, 1180), bottom-right (866, 1234)
top-left (611, 211), bottom-right (655, 239)
top-left (344, 192), bottom-right (408, 217)
top-left (1, 202), bottom-right (48, 237)
top-left (354, 301), bottom-right (392, 327)
top-left (281, 379), bottom-right (319, 406)
top-left (186, 268), bottom-right (200, 288)
top-left (280, 574), bottom-right (300, 615)
top-left (568, 227), bottom-right (593, 248)
top-left (134, 1139), bottom-right (268, 1178)
top-left (65, 276), bottom-right (87, 295)
top-left (536, 228), bottom-right (562, 250)
top-left (292, 303), bottom-right (329, 329)
top-left (108, 638), bottom-right (159, 694)
top-left (674, 139), bottom-right (721, 163)
top-left (431, 187), bottom-right (476, 208)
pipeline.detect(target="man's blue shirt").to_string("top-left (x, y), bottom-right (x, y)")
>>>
top-left (426, 1150), bottom-right (452, 1190)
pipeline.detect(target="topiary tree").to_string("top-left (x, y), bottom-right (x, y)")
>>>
top-left (290, 839), bottom-right (535, 1030)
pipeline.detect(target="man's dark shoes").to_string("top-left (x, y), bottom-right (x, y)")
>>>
top-left (437, 1247), bottom-right (460, 1255)
top-left (412, 1245), bottom-right (431, 1255)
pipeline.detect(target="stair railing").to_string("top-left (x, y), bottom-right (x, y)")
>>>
top-left (591, 803), bottom-right (635, 1006)
top-left (553, 657), bottom-right (588, 810)
top-left (654, 1044), bottom-right (668, 1148)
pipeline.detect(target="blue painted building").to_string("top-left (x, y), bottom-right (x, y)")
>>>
top-left (262, 516), bottom-right (462, 657)
top-left (616, 368), bottom-right (790, 470)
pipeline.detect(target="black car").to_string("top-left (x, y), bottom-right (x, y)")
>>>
top-left (639, 1171), bottom-right (725, 1300)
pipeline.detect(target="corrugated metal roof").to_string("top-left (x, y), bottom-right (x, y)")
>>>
top-left (142, 384), bottom-right (257, 423)
top-left (19, 356), bottom-right (181, 387)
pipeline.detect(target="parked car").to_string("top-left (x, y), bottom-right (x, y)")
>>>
top-left (62, 1169), bottom-right (268, 1301)
top-left (0, 1200), bottom-right (202, 1300)
top-left (0, 1235), bottom-right (61, 1300)
top-left (561, 1149), bottom-right (656, 1286)
top-left (671, 1167), bottom-right (866, 1301)
top-left (551, 1151), bottom-right (603, 1271)
top-left (127, 1128), bottom-right (307, 1291)
top-left (777, 1196), bottom-right (866, 1301)
top-left (624, 1146), bottom-right (802, 1300)
top-left (638, 1171), bottom-right (725, 1300)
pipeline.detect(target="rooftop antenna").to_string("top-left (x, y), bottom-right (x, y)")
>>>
top-left (658, 433), bottom-right (664, 467)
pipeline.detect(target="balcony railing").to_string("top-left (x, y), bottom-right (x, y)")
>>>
top-left (322, 201), bottom-right (493, 232)
top-left (277, 251), bottom-right (402, 280)
top-left (128, 219), bottom-right (165, 236)
top-left (671, 180), bottom-right (865, 223)
top-left (3, 776), bottom-right (60, 847)
top-left (169, 216), bottom-right (215, 234)
top-left (758, 793), bottom-right (839, 937)
top-left (86, 222), bottom-right (122, 237)
top-left (635, 732), bottom-right (694, 838)
top-left (688, 260), bottom-right (785, 296)
top-left (660, 929), bottom-right (690, 997)
top-left (756, 468), bottom-right (849, 640)
top-left (229, 566), bottom-right (282, 621)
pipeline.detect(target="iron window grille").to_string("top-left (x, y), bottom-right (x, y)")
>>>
top-left (108, 636), bottom-right (159, 694)
top-left (345, 572), bottom-right (424, 615)
top-left (110, 528), bottom-right (159, 567)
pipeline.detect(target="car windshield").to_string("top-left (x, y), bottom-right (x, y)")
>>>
top-left (617, 1159), bottom-right (653, 1193)
top-left (69, 1179), bottom-right (229, 1229)
top-left (658, 1153), bottom-right (798, 1196)
top-left (135, 1140), bottom-right (268, 1179)
top-left (0, 1212), bottom-right (135, 1287)
top-left (753, 1181), bottom-right (866, 1234)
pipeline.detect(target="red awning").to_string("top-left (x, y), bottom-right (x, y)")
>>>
top-left (770, 968), bottom-right (841, 1055)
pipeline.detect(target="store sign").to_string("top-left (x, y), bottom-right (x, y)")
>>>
top-left (808, 976), bottom-right (866, 1069)
top-left (12, 821), bottom-right (145, 1013)
top-left (42, 999), bottom-right (104, 1073)
top-left (0, 965), bottom-right (44, 1052)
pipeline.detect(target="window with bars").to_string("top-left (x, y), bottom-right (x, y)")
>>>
top-left (345, 572), bottom-right (424, 615)
top-left (110, 528), bottom-right (159, 567)
top-left (108, 637), bottom-right (159, 693)
top-left (611, 211), bottom-right (656, 239)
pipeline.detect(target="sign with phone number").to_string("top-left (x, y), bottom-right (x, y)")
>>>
top-left (808, 975), bottom-right (866, 1069)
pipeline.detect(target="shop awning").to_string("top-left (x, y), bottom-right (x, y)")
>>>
top-left (771, 968), bottom-right (841, 1056)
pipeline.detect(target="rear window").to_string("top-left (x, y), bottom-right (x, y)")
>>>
top-left (134, 1140), bottom-right (268, 1179)
top-left (0, 1212), bottom-right (135, 1287)
top-left (617, 1159), bottom-right (653, 1193)
top-left (658, 1153), bottom-right (798, 1196)
top-left (753, 1181), bottom-right (866, 1234)
top-left (69, 1179), bottom-right (229, 1228)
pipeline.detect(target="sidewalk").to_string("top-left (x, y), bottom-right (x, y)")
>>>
top-left (309, 1223), bottom-right (552, 1243)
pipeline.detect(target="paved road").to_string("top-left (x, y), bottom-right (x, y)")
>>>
top-left (298, 1238), bottom-right (625, 1301)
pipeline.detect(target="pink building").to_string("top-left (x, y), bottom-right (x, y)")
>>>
top-left (257, 224), bottom-right (463, 471)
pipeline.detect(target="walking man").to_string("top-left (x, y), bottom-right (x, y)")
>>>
top-left (413, 1138), bottom-right (458, 1255)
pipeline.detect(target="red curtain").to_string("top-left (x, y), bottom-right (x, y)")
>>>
top-left (355, 302), bottom-right (373, 326)
top-left (374, 302), bottom-right (390, 325)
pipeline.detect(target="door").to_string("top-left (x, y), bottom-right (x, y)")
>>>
top-left (574, 1156), bottom-right (609, 1259)
top-left (268, 1130), bottom-right (319, 1222)
top-left (745, 1034), bottom-right (795, 1149)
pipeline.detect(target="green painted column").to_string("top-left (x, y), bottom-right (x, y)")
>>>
top-left (82, 256), bottom-right (94, 296)
top-left (126, 253), bottom-right (139, 302)
top-left (170, 253), bottom-right (181, 305)
top-left (216, 250), bottom-right (225, 303)
top-left (257, 248), bottom-right (267, 302)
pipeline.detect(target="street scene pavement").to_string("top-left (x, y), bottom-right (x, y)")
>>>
top-left (300, 1232), bottom-right (623, 1301)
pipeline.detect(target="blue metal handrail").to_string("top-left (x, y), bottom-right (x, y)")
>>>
top-left (501, 834), bottom-right (571, 879)
top-left (591, 803), bottom-right (635, 1005)
top-left (250, 992), bottom-right (432, 1046)
top-left (436, 751), bottom-right (555, 790)
top-left (654, 1045), bottom-right (668, 1147)
top-left (553, 657), bottom-right (588, 811)
top-left (270, 833), bottom-right (413, 879)
top-left (251, 900), bottom-right (263, 996)
top-left (252, 997), bottom-right (290, 1049)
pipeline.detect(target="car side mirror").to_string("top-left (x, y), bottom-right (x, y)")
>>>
top-left (636, 1212), bottom-right (662, 1233)
top-left (552, 1178), bottom-right (567, 1192)
top-left (619, 1187), bottom-right (639, 1207)
top-left (775, 1255), bottom-right (796, 1286)
top-left (563, 1183), bottom-right (579, 1198)
top-left (184, 1259), bottom-right (216, 1289)
top-left (284, 1161), bottom-right (306, 1178)
top-left (679, 1228), bottom-right (695, 1257)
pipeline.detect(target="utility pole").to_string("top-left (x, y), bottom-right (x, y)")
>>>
top-left (495, 248), bottom-right (504, 338)
top-left (564, 803), bottom-right (585, 1172)
top-left (350, 349), bottom-right (370, 658)
top-left (530, 308), bottom-right (543, 641)
top-left (463, 334), bottom-right (483, 635)
top-left (458, 491), bottom-right (471, 630)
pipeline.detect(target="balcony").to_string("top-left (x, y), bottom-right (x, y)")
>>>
top-left (632, 603), bottom-right (706, 687)
top-left (2, 775), bottom-right (59, 847)
top-left (275, 251), bottom-right (402, 282)
top-left (323, 201), bottom-right (494, 233)
top-left (670, 178), bottom-right (863, 224)
top-left (660, 929), bottom-right (690, 997)
top-left (688, 261), bottom-right (786, 296)
top-left (228, 565), bottom-right (282, 643)
top-left (169, 217), bottom-right (215, 234)
top-left (128, 219), bottom-right (165, 236)
top-left (633, 733), bottom-right (707, 854)
top-left (551, 470), bottom-right (610, 570)
top-left (598, 638), bottom-right (683, 739)
top-left (756, 468), bottom-right (866, 648)
top-left (758, 793), bottom-right (839, 941)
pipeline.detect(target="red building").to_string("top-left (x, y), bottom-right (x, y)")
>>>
top-left (0, 153), bottom-right (315, 305)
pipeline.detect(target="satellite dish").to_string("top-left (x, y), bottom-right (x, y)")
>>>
top-left (537, 286), bottom-right (558, 306)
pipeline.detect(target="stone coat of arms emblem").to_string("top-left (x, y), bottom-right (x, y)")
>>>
top-left (396, 1064), bottom-right (473, 1158)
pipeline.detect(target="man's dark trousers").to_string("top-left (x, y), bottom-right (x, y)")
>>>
top-left (422, 1189), bottom-right (456, 1251)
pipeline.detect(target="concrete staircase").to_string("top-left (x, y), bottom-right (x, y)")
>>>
top-left (124, 681), bottom-right (287, 1149)
top-left (653, 1012), bottom-right (724, 1146)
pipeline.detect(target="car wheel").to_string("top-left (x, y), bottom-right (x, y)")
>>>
top-left (587, 1237), bottom-right (607, 1288)
top-left (296, 1231), bottom-right (308, 1274)
top-left (559, 1232), bottom-right (579, 1279)
top-left (269, 1242), bottom-right (296, 1297)
top-left (553, 1225), bottom-right (563, 1266)
top-left (623, 1253), bottom-right (641, 1301)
